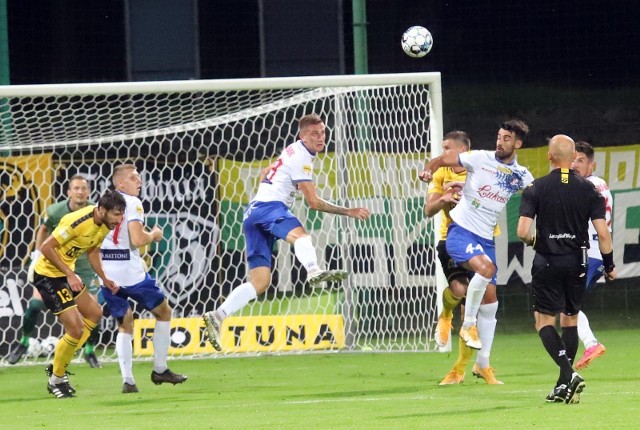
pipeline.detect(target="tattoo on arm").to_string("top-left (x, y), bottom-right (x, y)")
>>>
top-left (316, 198), bottom-right (349, 215)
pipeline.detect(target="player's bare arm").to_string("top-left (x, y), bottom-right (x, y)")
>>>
top-left (298, 181), bottom-right (370, 220)
top-left (129, 220), bottom-right (163, 247)
top-left (87, 246), bottom-right (119, 293)
top-left (516, 215), bottom-right (536, 247)
top-left (593, 218), bottom-right (617, 281)
top-left (424, 181), bottom-right (464, 218)
top-left (419, 151), bottom-right (462, 183)
top-left (40, 235), bottom-right (84, 291)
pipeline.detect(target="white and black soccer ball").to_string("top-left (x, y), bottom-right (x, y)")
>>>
top-left (40, 336), bottom-right (59, 356)
top-left (26, 338), bottom-right (44, 358)
top-left (401, 26), bottom-right (433, 58)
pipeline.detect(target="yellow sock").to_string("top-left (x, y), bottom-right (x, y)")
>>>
top-left (442, 288), bottom-right (462, 319)
top-left (452, 337), bottom-right (473, 374)
top-left (53, 334), bottom-right (79, 377)
top-left (75, 318), bottom-right (98, 353)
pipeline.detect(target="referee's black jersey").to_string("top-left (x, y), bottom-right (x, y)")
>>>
top-left (519, 168), bottom-right (606, 255)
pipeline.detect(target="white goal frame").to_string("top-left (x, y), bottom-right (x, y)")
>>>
top-left (0, 72), bottom-right (444, 364)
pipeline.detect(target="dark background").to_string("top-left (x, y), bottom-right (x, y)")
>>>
top-left (9, 1), bottom-right (640, 85)
top-left (6, 0), bottom-right (640, 148)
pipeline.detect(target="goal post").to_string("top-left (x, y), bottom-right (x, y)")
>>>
top-left (0, 72), bottom-right (444, 363)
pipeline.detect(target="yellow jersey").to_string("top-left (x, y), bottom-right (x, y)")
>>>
top-left (428, 168), bottom-right (501, 241)
top-left (34, 205), bottom-right (111, 278)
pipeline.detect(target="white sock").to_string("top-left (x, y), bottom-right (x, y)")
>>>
top-left (294, 236), bottom-right (321, 274)
top-left (476, 301), bottom-right (498, 368)
top-left (49, 375), bottom-right (65, 385)
top-left (116, 332), bottom-right (134, 383)
top-left (217, 282), bottom-right (258, 320)
top-left (462, 274), bottom-right (491, 328)
top-left (577, 311), bottom-right (598, 349)
top-left (153, 320), bottom-right (171, 373)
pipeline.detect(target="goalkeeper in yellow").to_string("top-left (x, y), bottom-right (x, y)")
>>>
top-left (33, 189), bottom-right (126, 398)
top-left (425, 131), bottom-right (502, 385)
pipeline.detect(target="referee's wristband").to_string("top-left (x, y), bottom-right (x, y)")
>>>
top-left (602, 251), bottom-right (615, 273)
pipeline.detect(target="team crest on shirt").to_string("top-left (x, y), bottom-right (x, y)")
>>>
top-left (136, 205), bottom-right (144, 215)
top-left (303, 164), bottom-right (312, 175)
top-left (497, 170), bottom-right (524, 194)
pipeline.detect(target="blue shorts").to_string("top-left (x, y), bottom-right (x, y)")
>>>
top-left (446, 223), bottom-right (498, 284)
top-left (243, 201), bottom-right (302, 269)
top-left (586, 257), bottom-right (605, 290)
top-left (100, 274), bottom-right (166, 319)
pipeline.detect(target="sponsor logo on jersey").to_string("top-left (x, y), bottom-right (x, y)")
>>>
top-left (101, 249), bottom-right (131, 260)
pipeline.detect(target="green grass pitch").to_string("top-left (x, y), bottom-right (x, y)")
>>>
top-left (2, 329), bottom-right (638, 429)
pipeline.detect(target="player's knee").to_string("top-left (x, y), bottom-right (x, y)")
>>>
top-left (154, 301), bottom-right (173, 321)
top-left (477, 262), bottom-right (496, 279)
top-left (449, 278), bottom-right (468, 298)
top-left (67, 324), bottom-right (84, 339)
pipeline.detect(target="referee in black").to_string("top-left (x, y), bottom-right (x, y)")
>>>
top-left (517, 134), bottom-right (616, 405)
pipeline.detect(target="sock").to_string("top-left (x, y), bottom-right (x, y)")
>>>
top-left (84, 324), bottom-right (101, 355)
top-left (21, 299), bottom-right (45, 343)
top-left (153, 320), bottom-right (171, 374)
top-left (577, 311), bottom-right (598, 349)
top-left (52, 333), bottom-right (79, 378)
top-left (462, 274), bottom-right (491, 328)
top-left (442, 288), bottom-right (462, 320)
top-left (75, 318), bottom-right (98, 353)
top-left (538, 325), bottom-right (574, 384)
top-left (294, 236), bottom-right (321, 274)
top-left (116, 332), bottom-right (134, 383)
top-left (561, 326), bottom-right (579, 366)
top-left (476, 301), bottom-right (498, 368)
top-left (216, 282), bottom-right (258, 320)
top-left (453, 337), bottom-right (473, 374)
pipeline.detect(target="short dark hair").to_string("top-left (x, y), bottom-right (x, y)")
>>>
top-left (68, 174), bottom-right (88, 184)
top-left (575, 141), bottom-right (594, 161)
top-left (500, 119), bottom-right (529, 142)
top-left (98, 189), bottom-right (126, 212)
top-left (299, 114), bottom-right (323, 132)
top-left (443, 130), bottom-right (471, 149)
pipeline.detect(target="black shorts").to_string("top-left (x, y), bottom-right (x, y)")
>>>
top-left (531, 253), bottom-right (586, 316)
top-left (436, 240), bottom-right (469, 284)
top-left (33, 273), bottom-right (85, 315)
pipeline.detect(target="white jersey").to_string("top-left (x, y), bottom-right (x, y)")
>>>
top-left (587, 175), bottom-right (612, 259)
top-left (100, 192), bottom-right (147, 287)
top-left (252, 140), bottom-right (315, 207)
top-left (450, 150), bottom-right (534, 240)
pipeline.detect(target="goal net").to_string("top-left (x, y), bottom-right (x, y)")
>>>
top-left (0, 72), bottom-right (443, 364)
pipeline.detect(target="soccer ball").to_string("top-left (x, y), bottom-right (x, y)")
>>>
top-left (26, 338), bottom-right (43, 358)
top-left (401, 26), bottom-right (433, 58)
top-left (40, 336), bottom-right (59, 356)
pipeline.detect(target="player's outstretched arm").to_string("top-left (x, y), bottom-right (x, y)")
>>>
top-left (418, 151), bottom-right (462, 183)
top-left (298, 181), bottom-right (370, 220)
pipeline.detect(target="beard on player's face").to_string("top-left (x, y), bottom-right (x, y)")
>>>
top-left (495, 146), bottom-right (514, 161)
